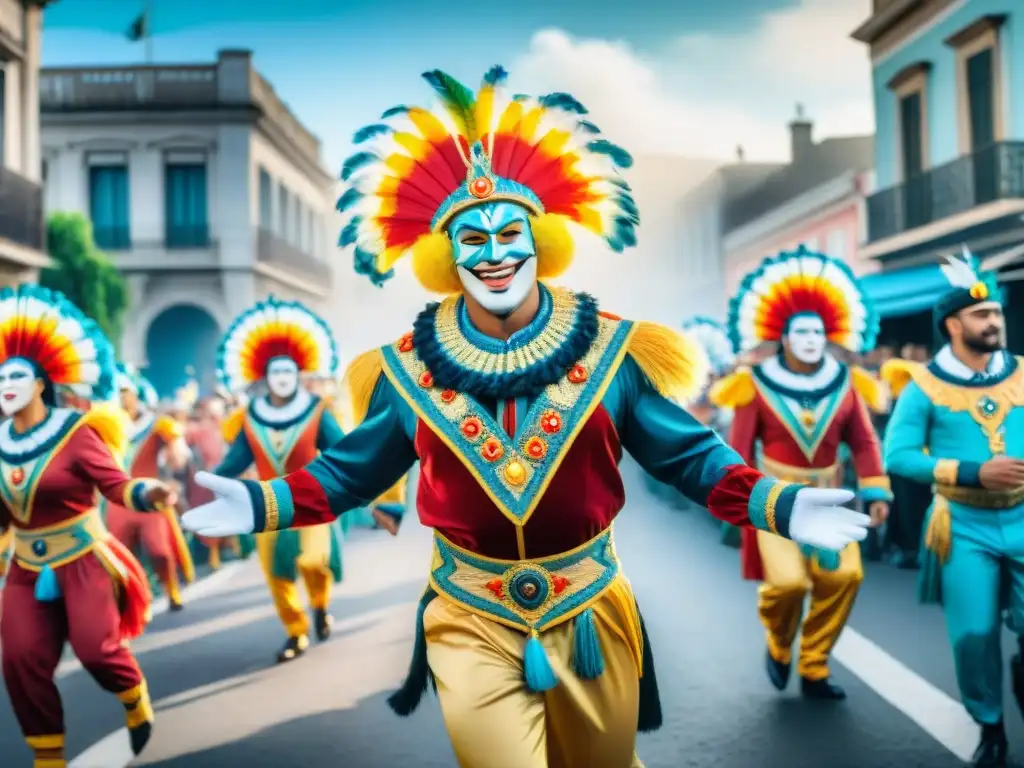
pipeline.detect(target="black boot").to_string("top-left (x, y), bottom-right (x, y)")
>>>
top-left (971, 721), bottom-right (1007, 767)
top-left (276, 634), bottom-right (309, 663)
top-left (765, 649), bottom-right (790, 691)
top-left (800, 676), bottom-right (846, 700)
top-left (314, 608), bottom-right (334, 642)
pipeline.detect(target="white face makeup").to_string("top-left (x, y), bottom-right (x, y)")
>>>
top-left (785, 314), bottom-right (827, 365)
top-left (266, 357), bottom-right (300, 400)
top-left (0, 359), bottom-right (39, 417)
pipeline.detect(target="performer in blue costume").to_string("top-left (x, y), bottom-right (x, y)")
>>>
top-left (181, 66), bottom-right (871, 768)
top-left (884, 252), bottom-right (1024, 768)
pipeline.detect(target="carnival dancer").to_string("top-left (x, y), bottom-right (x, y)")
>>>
top-left (213, 296), bottom-right (347, 663)
top-left (883, 253), bottom-right (1024, 767)
top-left (181, 67), bottom-right (871, 768)
top-left (0, 285), bottom-right (175, 767)
top-left (105, 363), bottom-right (195, 610)
top-left (710, 247), bottom-right (891, 701)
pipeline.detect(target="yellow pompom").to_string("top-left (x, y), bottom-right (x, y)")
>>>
top-left (410, 232), bottom-right (461, 294)
top-left (532, 212), bottom-right (575, 279)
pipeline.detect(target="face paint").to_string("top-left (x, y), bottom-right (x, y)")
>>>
top-left (784, 314), bottom-right (827, 365)
top-left (0, 359), bottom-right (39, 417)
top-left (449, 202), bottom-right (537, 316)
top-left (266, 357), bottom-right (299, 399)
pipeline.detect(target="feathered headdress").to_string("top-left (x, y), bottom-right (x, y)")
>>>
top-left (728, 246), bottom-right (878, 354)
top-left (337, 66), bottom-right (639, 292)
top-left (0, 284), bottom-right (116, 401)
top-left (115, 362), bottom-right (158, 408)
top-left (934, 247), bottom-right (1001, 333)
top-left (683, 317), bottom-right (736, 375)
top-left (216, 295), bottom-right (338, 393)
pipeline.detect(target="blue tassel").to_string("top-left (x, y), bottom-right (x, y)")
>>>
top-left (572, 608), bottom-right (605, 679)
top-left (811, 547), bottom-right (840, 572)
top-left (523, 632), bottom-right (558, 692)
top-left (35, 564), bottom-right (62, 602)
top-left (388, 588), bottom-right (437, 716)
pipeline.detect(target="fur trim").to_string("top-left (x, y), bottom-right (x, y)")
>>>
top-left (627, 321), bottom-right (709, 406)
top-left (153, 415), bottom-right (184, 442)
top-left (410, 232), bottom-right (461, 294)
top-left (533, 213), bottom-right (575, 279)
top-left (344, 348), bottom-right (386, 426)
top-left (850, 366), bottom-right (889, 413)
top-left (221, 407), bottom-right (247, 443)
top-left (83, 402), bottom-right (132, 463)
top-left (880, 359), bottom-right (921, 398)
top-left (708, 367), bottom-right (757, 409)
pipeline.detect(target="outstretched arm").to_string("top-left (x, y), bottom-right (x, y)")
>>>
top-left (75, 426), bottom-right (165, 511)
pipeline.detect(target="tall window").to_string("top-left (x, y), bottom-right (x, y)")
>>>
top-left (899, 92), bottom-right (924, 180)
top-left (278, 186), bottom-right (289, 239)
top-left (164, 161), bottom-right (208, 248)
top-left (966, 48), bottom-right (995, 150)
top-left (88, 163), bottom-right (130, 250)
top-left (293, 198), bottom-right (304, 248)
top-left (258, 168), bottom-right (272, 229)
top-left (0, 68), bottom-right (6, 166)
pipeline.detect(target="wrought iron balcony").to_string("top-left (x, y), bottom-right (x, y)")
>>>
top-left (0, 168), bottom-right (44, 252)
top-left (866, 141), bottom-right (1024, 243)
top-left (255, 227), bottom-right (332, 284)
top-left (165, 223), bottom-right (210, 249)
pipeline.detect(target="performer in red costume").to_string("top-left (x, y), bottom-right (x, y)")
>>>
top-left (105, 363), bottom-right (195, 609)
top-left (711, 247), bottom-right (892, 701)
top-left (0, 285), bottom-right (175, 768)
top-left (182, 67), bottom-right (871, 767)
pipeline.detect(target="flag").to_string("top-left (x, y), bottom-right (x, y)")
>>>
top-left (125, 11), bottom-right (147, 42)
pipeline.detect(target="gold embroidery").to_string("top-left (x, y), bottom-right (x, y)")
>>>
top-left (261, 482), bottom-right (279, 532)
top-left (937, 485), bottom-right (1024, 509)
top-left (764, 482), bottom-right (786, 534)
top-left (859, 475), bottom-right (892, 493)
top-left (759, 455), bottom-right (839, 488)
top-left (932, 459), bottom-right (960, 486)
top-left (13, 509), bottom-right (107, 570)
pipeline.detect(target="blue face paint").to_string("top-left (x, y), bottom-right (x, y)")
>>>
top-left (448, 202), bottom-right (536, 271)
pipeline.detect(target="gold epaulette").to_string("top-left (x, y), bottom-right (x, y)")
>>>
top-left (708, 367), bottom-right (756, 409)
top-left (344, 347), bottom-right (385, 427)
top-left (83, 402), bottom-right (132, 461)
top-left (221, 407), bottom-right (247, 442)
top-left (880, 359), bottom-right (923, 398)
top-left (850, 366), bottom-right (889, 413)
top-left (627, 321), bottom-right (709, 405)
top-left (153, 414), bottom-right (184, 442)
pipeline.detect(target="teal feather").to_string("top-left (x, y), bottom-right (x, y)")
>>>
top-left (381, 105), bottom-right (409, 118)
top-left (540, 93), bottom-right (588, 114)
top-left (482, 65), bottom-right (507, 86)
top-left (616, 194), bottom-right (639, 220)
top-left (35, 564), bottom-right (62, 602)
top-left (523, 634), bottom-right (558, 692)
top-left (572, 608), bottom-right (605, 679)
top-left (352, 123), bottom-right (392, 144)
top-left (578, 120), bottom-right (601, 134)
top-left (511, 93), bottom-right (529, 102)
top-left (341, 152), bottom-right (377, 181)
top-left (336, 188), bottom-right (362, 213)
top-left (587, 140), bottom-right (633, 169)
top-left (353, 247), bottom-right (393, 286)
top-left (338, 216), bottom-right (362, 246)
top-left (421, 70), bottom-right (477, 138)
top-left (616, 218), bottom-right (637, 247)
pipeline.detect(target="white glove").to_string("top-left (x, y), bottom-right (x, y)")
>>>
top-left (180, 471), bottom-right (256, 537)
top-left (787, 488), bottom-right (870, 551)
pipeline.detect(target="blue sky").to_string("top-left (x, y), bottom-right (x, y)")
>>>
top-left (42, 0), bottom-right (873, 172)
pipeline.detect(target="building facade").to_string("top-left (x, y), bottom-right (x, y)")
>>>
top-left (852, 0), bottom-right (1024, 349)
top-left (40, 49), bottom-right (335, 396)
top-left (0, 0), bottom-right (52, 286)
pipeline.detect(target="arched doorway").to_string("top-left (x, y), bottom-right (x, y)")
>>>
top-left (143, 304), bottom-right (220, 399)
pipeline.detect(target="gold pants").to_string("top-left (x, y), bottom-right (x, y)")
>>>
top-left (756, 530), bottom-right (862, 680)
top-left (256, 532), bottom-right (332, 638)
top-left (424, 581), bottom-right (646, 768)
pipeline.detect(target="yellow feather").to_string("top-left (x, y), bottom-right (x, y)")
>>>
top-left (536, 128), bottom-right (571, 158)
top-left (407, 108), bottom-right (449, 144)
top-left (377, 245), bottom-right (407, 274)
top-left (344, 348), bottom-right (385, 426)
top-left (393, 131), bottom-right (430, 161)
top-left (83, 402), bottom-right (132, 464)
top-left (850, 366), bottom-right (889, 413)
top-left (384, 154), bottom-right (415, 176)
top-left (519, 106), bottom-right (544, 140)
top-left (708, 368), bottom-right (757, 409)
top-left (627, 321), bottom-right (709, 405)
top-left (153, 415), bottom-right (184, 442)
top-left (474, 85), bottom-right (495, 144)
top-left (879, 359), bottom-right (921, 398)
top-left (221, 407), bottom-right (247, 443)
top-left (496, 101), bottom-right (524, 135)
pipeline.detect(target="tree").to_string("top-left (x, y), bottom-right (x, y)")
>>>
top-left (40, 212), bottom-right (128, 348)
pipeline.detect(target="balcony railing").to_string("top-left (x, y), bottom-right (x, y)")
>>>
top-left (255, 227), bottom-right (332, 284)
top-left (93, 226), bottom-right (131, 251)
top-left (0, 168), bottom-right (44, 252)
top-left (165, 224), bottom-right (210, 249)
top-left (867, 141), bottom-right (1024, 243)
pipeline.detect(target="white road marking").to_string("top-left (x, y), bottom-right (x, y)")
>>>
top-left (833, 628), bottom-right (977, 762)
top-left (68, 728), bottom-right (135, 768)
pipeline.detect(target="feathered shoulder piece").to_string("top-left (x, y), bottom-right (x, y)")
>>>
top-left (850, 366), bottom-right (889, 414)
top-left (153, 415), bottom-right (183, 442)
top-left (82, 401), bottom-right (131, 462)
top-left (708, 367), bottom-right (756, 409)
top-left (626, 321), bottom-right (709, 405)
top-left (344, 348), bottom-right (386, 427)
top-left (880, 359), bottom-right (925, 398)
top-left (221, 407), bottom-right (247, 443)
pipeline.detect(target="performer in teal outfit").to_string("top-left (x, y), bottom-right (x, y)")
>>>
top-left (883, 252), bottom-right (1024, 768)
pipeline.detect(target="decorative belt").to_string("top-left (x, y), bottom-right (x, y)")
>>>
top-left (429, 528), bottom-right (620, 635)
top-left (936, 485), bottom-right (1024, 510)
top-left (14, 509), bottom-right (108, 571)
top-left (759, 456), bottom-right (839, 488)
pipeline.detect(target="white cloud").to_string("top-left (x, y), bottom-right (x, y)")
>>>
top-left (513, 0), bottom-right (873, 162)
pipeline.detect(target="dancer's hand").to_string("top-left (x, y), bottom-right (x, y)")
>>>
top-left (868, 501), bottom-right (889, 527)
top-left (180, 472), bottom-right (255, 536)
top-left (979, 457), bottom-right (1024, 491)
top-left (788, 488), bottom-right (869, 551)
top-left (146, 482), bottom-right (178, 511)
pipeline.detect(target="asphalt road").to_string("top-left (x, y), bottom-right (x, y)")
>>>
top-left (1, 460), bottom-right (1021, 767)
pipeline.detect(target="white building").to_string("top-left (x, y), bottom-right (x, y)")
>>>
top-left (0, 0), bottom-right (52, 286)
top-left (39, 49), bottom-right (336, 396)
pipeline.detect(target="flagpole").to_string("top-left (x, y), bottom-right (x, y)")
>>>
top-left (144, 0), bottom-right (154, 64)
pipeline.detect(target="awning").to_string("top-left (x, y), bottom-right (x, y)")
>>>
top-left (860, 264), bottom-right (950, 318)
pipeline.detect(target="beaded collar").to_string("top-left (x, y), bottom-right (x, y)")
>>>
top-left (412, 285), bottom-right (600, 399)
top-left (0, 408), bottom-right (79, 463)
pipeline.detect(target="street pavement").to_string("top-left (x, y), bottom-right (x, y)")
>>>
top-left (2, 459), bottom-right (1022, 767)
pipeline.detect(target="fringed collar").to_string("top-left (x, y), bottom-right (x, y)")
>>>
top-left (754, 354), bottom-right (846, 402)
top-left (129, 409), bottom-right (155, 443)
top-left (929, 345), bottom-right (1015, 387)
top-left (412, 285), bottom-right (600, 400)
top-left (0, 408), bottom-right (80, 463)
top-left (250, 389), bottom-right (317, 429)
